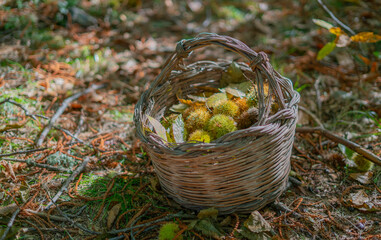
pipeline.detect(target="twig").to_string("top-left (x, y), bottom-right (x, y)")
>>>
top-left (70, 110), bottom-right (85, 144)
top-left (126, 203), bottom-right (151, 228)
top-left (20, 228), bottom-right (79, 234)
top-left (45, 157), bottom-right (90, 210)
top-left (289, 176), bottom-right (302, 186)
top-left (42, 185), bottom-right (100, 235)
top-left (0, 98), bottom-right (37, 120)
top-left (52, 201), bottom-right (99, 235)
top-left (35, 84), bottom-right (106, 146)
top-left (0, 147), bottom-right (48, 157)
top-left (53, 126), bottom-right (87, 145)
top-left (1, 157), bottom-right (72, 173)
top-left (296, 127), bottom-right (381, 166)
top-left (270, 202), bottom-right (302, 219)
top-left (25, 209), bottom-right (68, 222)
top-left (0, 207), bottom-right (20, 240)
top-left (316, 0), bottom-right (356, 35)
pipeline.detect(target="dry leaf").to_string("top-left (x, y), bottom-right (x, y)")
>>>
top-left (107, 203), bottom-right (122, 229)
top-left (351, 32), bottom-right (381, 43)
top-left (350, 190), bottom-right (370, 206)
top-left (313, 19), bottom-right (334, 29)
top-left (188, 95), bottom-right (207, 102)
top-left (244, 211), bottom-right (272, 233)
top-left (147, 115), bottom-right (167, 141)
top-left (329, 27), bottom-right (345, 36)
top-left (349, 172), bottom-right (373, 184)
top-left (178, 98), bottom-right (193, 105)
top-left (170, 103), bottom-right (188, 113)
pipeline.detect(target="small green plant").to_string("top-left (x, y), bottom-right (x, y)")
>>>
top-left (158, 222), bottom-right (182, 240)
top-left (293, 76), bottom-right (310, 93)
top-left (313, 19), bottom-right (381, 60)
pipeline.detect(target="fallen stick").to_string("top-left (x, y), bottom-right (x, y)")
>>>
top-left (0, 147), bottom-right (48, 158)
top-left (45, 157), bottom-right (90, 210)
top-left (35, 84), bottom-right (106, 146)
top-left (0, 98), bottom-right (37, 120)
top-left (1, 157), bottom-right (72, 173)
top-left (296, 127), bottom-right (381, 166)
top-left (316, 0), bottom-right (356, 35)
top-left (0, 208), bottom-right (20, 240)
top-left (25, 209), bottom-right (68, 222)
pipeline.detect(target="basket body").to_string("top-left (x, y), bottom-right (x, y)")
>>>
top-left (134, 34), bottom-right (299, 214)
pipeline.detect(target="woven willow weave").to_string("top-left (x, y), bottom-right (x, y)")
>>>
top-left (134, 33), bottom-right (300, 214)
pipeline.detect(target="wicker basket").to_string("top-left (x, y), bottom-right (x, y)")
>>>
top-left (134, 33), bottom-right (300, 214)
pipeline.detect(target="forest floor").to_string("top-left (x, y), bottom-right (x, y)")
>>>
top-left (1, 0), bottom-right (381, 239)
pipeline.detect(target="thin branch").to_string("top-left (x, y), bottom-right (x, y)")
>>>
top-left (270, 201), bottom-right (303, 220)
top-left (52, 201), bottom-right (99, 235)
top-left (53, 126), bottom-right (86, 145)
top-left (35, 84), bottom-right (106, 146)
top-left (25, 209), bottom-right (68, 222)
top-left (20, 228), bottom-right (79, 234)
top-left (45, 157), bottom-right (90, 210)
top-left (41, 185), bottom-right (100, 235)
top-left (316, 0), bottom-right (356, 35)
top-left (296, 127), bottom-right (381, 166)
top-left (0, 147), bottom-right (48, 158)
top-left (0, 157), bottom-right (72, 173)
top-left (70, 110), bottom-right (85, 144)
top-left (1, 98), bottom-right (37, 120)
top-left (0, 207), bottom-right (20, 240)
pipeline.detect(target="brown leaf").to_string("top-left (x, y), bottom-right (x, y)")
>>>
top-left (349, 172), bottom-right (373, 184)
top-left (107, 203), bottom-right (122, 229)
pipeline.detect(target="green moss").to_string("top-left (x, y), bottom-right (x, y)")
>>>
top-left (188, 130), bottom-right (211, 143)
top-left (206, 93), bottom-right (227, 108)
top-left (207, 114), bottom-right (237, 139)
top-left (213, 100), bottom-right (240, 117)
top-left (353, 153), bottom-right (374, 172)
top-left (185, 107), bottom-right (211, 132)
top-left (158, 222), bottom-right (182, 240)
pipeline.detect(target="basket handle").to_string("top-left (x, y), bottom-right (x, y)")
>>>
top-left (149, 33), bottom-right (295, 122)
